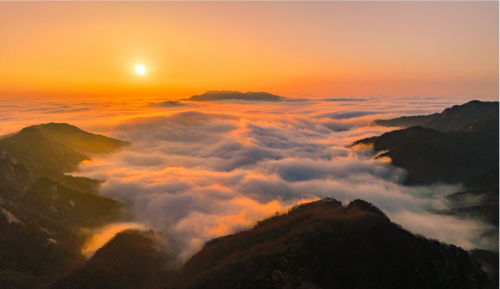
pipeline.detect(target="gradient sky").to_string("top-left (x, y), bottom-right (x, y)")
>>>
top-left (0, 2), bottom-right (498, 100)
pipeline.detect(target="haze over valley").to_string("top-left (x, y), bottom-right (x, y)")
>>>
top-left (0, 94), bottom-right (498, 288)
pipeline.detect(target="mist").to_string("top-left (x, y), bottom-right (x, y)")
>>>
top-left (1, 96), bottom-right (495, 261)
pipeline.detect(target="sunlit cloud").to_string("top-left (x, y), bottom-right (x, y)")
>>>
top-left (1, 96), bottom-right (494, 261)
top-left (81, 222), bottom-right (146, 258)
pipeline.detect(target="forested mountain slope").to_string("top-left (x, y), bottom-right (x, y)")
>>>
top-left (0, 124), bottom-right (127, 289)
top-left (373, 100), bottom-right (498, 133)
top-left (49, 199), bottom-right (495, 289)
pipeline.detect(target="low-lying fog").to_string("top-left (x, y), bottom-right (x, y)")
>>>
top-left (1, 95), bottom-right (496, 261)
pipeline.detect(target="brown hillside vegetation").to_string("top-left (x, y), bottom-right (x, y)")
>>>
top-left (0, 124), bottom-right (128, 288)
top-left (171, 198), bottom-right (493, 289)
top-left (47, 198), bottom-right (495, 289)
top-left (51, 230), bottom-right (169, 289)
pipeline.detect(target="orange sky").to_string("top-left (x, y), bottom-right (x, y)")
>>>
top-left (0, 2), bottom-right (498, 100)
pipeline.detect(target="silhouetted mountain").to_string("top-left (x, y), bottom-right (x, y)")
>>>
top-left (470, 249), bottom-right (499, 288)
top-left (187, 90), bottom-right (283, 102)
top-left (0, 123), bottom-right (128, 174)
top-left (51, 230), bottom-right (169, 289)
top-left (439, 202), bottom-right (499, 226)
top-left (0, 124), bottom-right (127, 288)
top-left (353, 126), bottom-right (498, 187)
top-left (33, 123), bottom-right (129, 155)
top-left (2, 113), bottom-right (497, 289)
top-left (173, 198), bottom-right (493, 289)
top-left (354, 100), bottom-right (499, 241)
top-left (151, 101), bottom-right (187, 107)
top-left (0, 167), bottom-right (122, 288)
top-left (373, 100), bottom-right (499, 133)
top-left (442, 186), bottom-right (500, 226)
top-left (0, 127), bottom-right (88, 174)
top-left (355, 101), bottom-right (499, 189)
top-left (0, 152), bottom-right (82, 289)
top-left (0, 203), bottom-right (87, 289)
top-left (446, 186), bottom-right (499, 208)
top-left (47, 198), bottom-right (495, 289)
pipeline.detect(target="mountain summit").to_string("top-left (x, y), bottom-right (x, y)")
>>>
top-left (0, 123), bottom-right (128, 174)
top-left (48, 198), bottom-right (495, 289)
top-left (0, 123), bottom-right (127, 288)
top-left (173, 198), bottom-right (493, 289)
top-left (186, 90), bottom-right (283, 102)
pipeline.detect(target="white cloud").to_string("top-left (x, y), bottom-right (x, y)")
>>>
top-left (2, 96), bottom-right (492, 261)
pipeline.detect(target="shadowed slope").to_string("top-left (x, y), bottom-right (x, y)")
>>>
top-left (355, 100), bottom-right (499, 245)
top-left (51, 230), bottom-right (169, 289)
top-left (0, 127), bottom-right (88, 174)
top-left (353, 126), bottom-right (498, 187)
top-left (174, 198), bottom-right (493, 289)
top-left (33, 123), bottom-right (129, 154)
top-left (373, 100), bottom-right (499, 133)
top-left (355, 100), bottom-right (499, 189)
top-left (0, 124), bottom-right (128, 288)
top-left (47, 199), bottom-right (495, 289)
top-left (0, 123), bottom-right (128, 174)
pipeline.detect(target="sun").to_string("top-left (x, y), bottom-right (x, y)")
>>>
top-left (135, 65), bottom-right (146, 75)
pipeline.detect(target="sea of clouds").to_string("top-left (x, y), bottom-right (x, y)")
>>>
top-left (1, 95), bottom-right (496, 261)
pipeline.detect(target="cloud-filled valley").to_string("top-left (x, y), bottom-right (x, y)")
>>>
top-left (1, 96), bottom-right (496, 262)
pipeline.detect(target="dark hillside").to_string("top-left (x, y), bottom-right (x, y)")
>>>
top-left (470, 249), bottom-right (499, 288)
top-left (0, 193), bottom-right (88, 289)
top-left (187, 90), bottom-right (282, 102)
top-left (0, 123), bottom-right (128, 288)
top-left (0, 123), bottom-right (128, 174)
top-left (0, 150), bottom-right (38, 198)
top-left (51, 230), bottom-right (170, 289)
top-left (444, 186), bottom-right (499, 226)
top-left (174, 198), bottom-right (493, 289)
top-left (23, 177), bottom-right (121, 228)
top-left (0, 163), bottom-right (122, 289)
top-left (33, 123), bottom-right (128, 154)
top-left (373, 100), bottom-right (499, 133)
top-left (353, 126), bottom-right (499, 187)
top-left (354, 100), bottom-right (499, 257)
top-left (0, 127), bottom-right (88, 174)
top-left (46, 199), bottom-right (495, 289)
top-left (355, 100), bottom-right (499, 189)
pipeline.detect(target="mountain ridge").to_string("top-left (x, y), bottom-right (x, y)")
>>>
top-left (186, 90), bottom-right (283, 102)
top-left (0, 123), bottom-right (128, 288)
top-left (48, 198), bottom-right (496, 289)
top-left (0, 123), bottom-right (128, 175)
top-left (353, 100), bottom-right (499, 259)
top-left (355, 100), bottom-right (499, 189)
top-left (2, 102), bottom-right (499, 288)
top-left (372, 100), bottom-right (499, 133)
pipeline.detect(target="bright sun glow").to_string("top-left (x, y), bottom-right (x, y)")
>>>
top-left (135, 65), bottom-right (146, 75)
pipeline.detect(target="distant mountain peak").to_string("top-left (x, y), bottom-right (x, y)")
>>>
top-left (187, 90), bottom-right (283, 102)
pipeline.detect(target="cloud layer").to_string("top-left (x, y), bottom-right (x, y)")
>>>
top-left (1, 96), bottom-right (495, 260)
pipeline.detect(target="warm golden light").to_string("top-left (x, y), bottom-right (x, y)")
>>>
top-left (0, 2), bottom-right (497, 99)
top-left (136, 65), bottom-right (146, 75)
